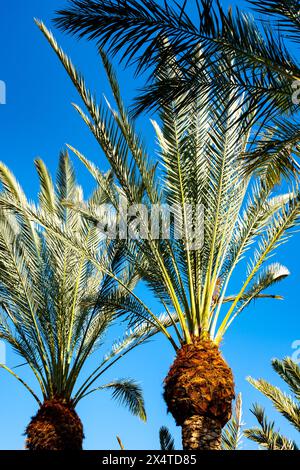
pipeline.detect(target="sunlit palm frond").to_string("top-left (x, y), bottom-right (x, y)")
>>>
top-left (244, 404), bottom-right (298, 450)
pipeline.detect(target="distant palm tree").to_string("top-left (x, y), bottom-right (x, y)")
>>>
top-left (13, 22), bottom-right (300, 450)
top-left (54, 0), bottom-right (300, 180)
top-left (0, 153), bottom-right (147, 450)
top-left (245, 358), bottom-right (300, 450)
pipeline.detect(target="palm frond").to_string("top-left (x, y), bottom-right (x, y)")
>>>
top-left (159, 426), bottom-right (175, 451)
top-left (244, 404), bottom-right (298, 450)
top-left (99, 379), bottom-right (146, 421)
top-left (222, 393), bottom-right (244, 450)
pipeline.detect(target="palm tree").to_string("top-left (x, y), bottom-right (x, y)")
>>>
top-left (8, 22), bottom-right (300, 450)
top-left (53, 0), bottom-right (300, 179)
top-left (245, 358), bottom-right (300, 450)
top-left (0, 153), bottom-right (147, 450)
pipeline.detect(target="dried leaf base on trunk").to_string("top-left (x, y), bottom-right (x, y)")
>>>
top-left (25, 398), bottom-right (84, 450)
top-left (182, 416), bottom-right (222, 450)
top-left (164, 338), bottom-right (235, 450)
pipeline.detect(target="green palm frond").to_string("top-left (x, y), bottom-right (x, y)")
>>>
top-left (222, 393), bottom-right (244, 450)
top-left (246, 358), bottom-right (300, 449)
top-left (249, 1), bottom-right (300, 44)
top-left (99, 379), bottom-right (146, 421)
top-left (244, 404), bottom-right (298, 450)
top-left (272, 358), bottom-right (300, 399)
top-left (54, 0), bottom-right (300, 121)
top-left (248, 360), bottom-right (300, 431)
top-left (159, 426), bottom-right (175, 451)
top-left (244, 118), bottom-right (300, 186)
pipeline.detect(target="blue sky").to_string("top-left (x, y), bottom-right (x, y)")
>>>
top-left (0, 0), bottom-right (299, 450)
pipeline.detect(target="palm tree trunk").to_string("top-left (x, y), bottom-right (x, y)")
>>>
top-left (25, 398), bottom-right (84, 450)
top-left (164, 338), bottom-right (235, 451)
top-left (182, 415), bottom-right (222, 450)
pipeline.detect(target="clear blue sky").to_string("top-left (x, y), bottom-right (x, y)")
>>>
top-left (0, 0), bottom-right (299, 450)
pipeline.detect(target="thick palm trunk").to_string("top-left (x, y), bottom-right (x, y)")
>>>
top-left (164, 338), bottom-right (235, 451)
top-left (25, 398), bottom-right (84, 450)
top-left (182, 415), bottom-right (222, 450)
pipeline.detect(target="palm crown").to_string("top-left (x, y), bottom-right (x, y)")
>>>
top-left (32, 22), bottom-right (300, 350)
top-left (0, 152), bottom-right (146, 418)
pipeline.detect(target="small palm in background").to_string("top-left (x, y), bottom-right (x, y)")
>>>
top-left (245, 358), bottom-right (300, 450)
top-left (0, 153), bottom-right (147, 450)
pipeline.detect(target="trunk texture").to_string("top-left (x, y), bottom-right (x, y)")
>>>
top-left (164, 338), bottom-right (235, 451)
top-left (25, 398), bottom-right (84, 450)
top-left (182, 415), bottom-right (222, 450)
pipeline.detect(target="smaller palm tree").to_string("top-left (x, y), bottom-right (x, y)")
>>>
top-left (0, 153), bottom-right (147, 450)
top-left (245, 358), bottom-right (300, 450)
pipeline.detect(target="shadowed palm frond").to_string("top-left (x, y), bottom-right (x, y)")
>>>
top-left (159, 426), bottom-right (175, 451)
top-left (94, 379), bottom-right (146, 421)
top-left (244, 404), bottom-right (298, 450)
top-left (54, 1), bottom-right (300, 122)
top-left (53, 0), bottom-right (300, 182)
top-left (248, 0), bottom-right (300, 44)
top-left (246, 358), bottom-right (300, 449)
top-left (248, 358), bottom-right (300, 431)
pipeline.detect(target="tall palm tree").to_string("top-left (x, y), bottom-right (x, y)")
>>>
top-left (245, 358), bottom-right (300, 450)
top-left (0, 153), bottom-right (147, 450)
top-left (9, 22), bottom-right (300, 450)
top-left (54, 0), bottom-right (300, 179)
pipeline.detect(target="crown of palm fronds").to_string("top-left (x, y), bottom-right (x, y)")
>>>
top-left (6, 22), bottom-right (300, 352)
top-left (0, 153), bottom-right (150, 419)
top-left (245, 358), bottom-right (300, 449)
